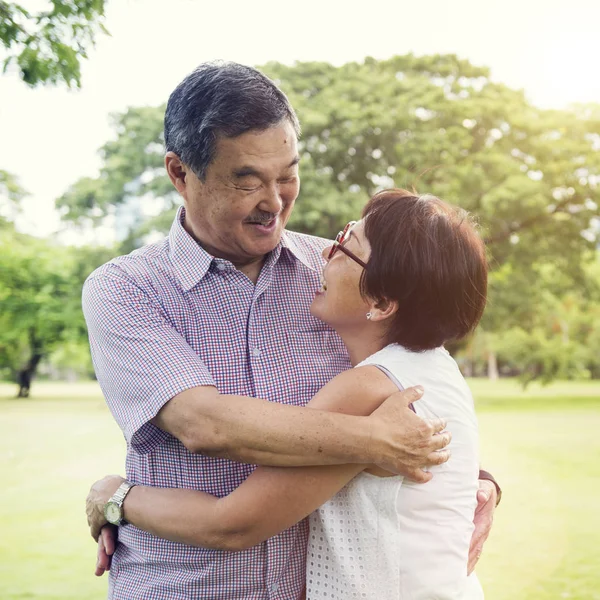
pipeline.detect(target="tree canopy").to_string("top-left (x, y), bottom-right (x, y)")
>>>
top-left (0, 0), bottom-right (108, 88)
top-left (20, 54), bottom-right (600, 386)
top-left (59, 55), bottom-right (600, 269)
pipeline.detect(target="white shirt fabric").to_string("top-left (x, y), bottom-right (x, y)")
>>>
top-left (306, 344), bottom-right (484, 599)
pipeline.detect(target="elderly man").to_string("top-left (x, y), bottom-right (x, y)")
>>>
top-left (84, 61), bottom-right (499, 599)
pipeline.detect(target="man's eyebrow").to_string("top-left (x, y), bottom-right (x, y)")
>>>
top-left (233, 156), bottom-right (300, 178)
top-left (232, 166), bottom-right (261, 178)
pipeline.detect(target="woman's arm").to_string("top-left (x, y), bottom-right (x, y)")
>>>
top-left (87, 368), bottom-right (442, 549)
top-left (130, 365), bottom-right (405, 549)
top-left (123, 462), bottom-right (364, 551)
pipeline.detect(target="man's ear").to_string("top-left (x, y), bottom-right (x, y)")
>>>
top-left (165, 152), bottom-right (189, 196)
top-left (369, 297), bottom-right (399, 322)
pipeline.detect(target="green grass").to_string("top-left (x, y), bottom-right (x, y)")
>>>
top-left (1, 379), bottom-right (599, 600)
top-left (0, 383), bottom-right (125, 600)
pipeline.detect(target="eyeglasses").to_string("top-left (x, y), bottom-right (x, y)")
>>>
top-left (328, 221), bottom-right (368, 269)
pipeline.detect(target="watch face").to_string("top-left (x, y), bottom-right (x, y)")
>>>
top-left (105, 502), bottom-right (121, 524)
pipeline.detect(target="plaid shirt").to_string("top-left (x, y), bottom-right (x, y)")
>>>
top-left (83, 207), bottom-right (351, 599)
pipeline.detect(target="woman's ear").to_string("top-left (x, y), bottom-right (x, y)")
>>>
top-left (368, 297), bottom-right (399, 322)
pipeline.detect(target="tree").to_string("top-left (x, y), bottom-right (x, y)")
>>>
top-left (262, 57), bottom-right (600, 272)
top-left (59, 55), bottom-right (600, 253)
top-left (0, 1), bottom-right (109, 394)
top-left (0, 0), bottom-right (108, 88)
top-left (0, 228), bottom-right (114, 396)
top-left (453, 256), bottom-right (600, 385)
top-left (57, 105), bottom-right (177, 250)
top-left (0, 168), bottom-right (27, 225)
top-left (0, 229), bottom-right (72, 395)
top-left (56, 55), bottom-right (600, 382)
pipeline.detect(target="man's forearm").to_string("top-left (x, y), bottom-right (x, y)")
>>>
top-left (154, 388), bottom-right (378, 467)
top-left (122, 486), bottom-right (233, 549)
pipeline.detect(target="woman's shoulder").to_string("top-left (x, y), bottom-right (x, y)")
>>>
top-left (360, 344), bottom-right (461, 382)
top-left (307, 363), bottom-right (399, 416)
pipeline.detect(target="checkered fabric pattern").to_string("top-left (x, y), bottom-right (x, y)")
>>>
top-left (82, 207), bottom-right (351, 600)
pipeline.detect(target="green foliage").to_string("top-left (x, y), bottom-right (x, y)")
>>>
top-left (0, 169), bottom-right (26, 225)
top-left (0, 228), bottom-right (115, 387)
top-left (57, 105), bottom-right (177, 248)
top-left (52, 55), bottom-right (600, 382)
top-left (261, 56), bottom-right (600, 274)
top-left (0, 0), bottom-right (108, 88)
top-left (0, 229), bottom-right (75, 378)
top-left (58, 55), bottom-right (600, 254)
top-left (456, 256), bottom-right (600, 385)
top-left (0, 169), bottom-right (26, 202)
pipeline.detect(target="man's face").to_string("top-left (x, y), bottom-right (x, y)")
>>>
top-left (177, 121), bottom-right (300, 268)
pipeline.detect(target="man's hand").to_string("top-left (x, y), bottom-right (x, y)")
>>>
top-left (369, 386), bottom-right (451, 482)
top-left (95, 525), bottom-right (117, 577)
top-left (86, 474), bottom-right (126, 541)
top-left (468, 479), bottom-right (497, 574)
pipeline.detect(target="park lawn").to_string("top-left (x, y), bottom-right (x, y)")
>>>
top-left (1, 380), bottom-right (599, 600)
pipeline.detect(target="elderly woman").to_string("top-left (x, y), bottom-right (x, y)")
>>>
top-left (88, 189), bottom-right (488, 599)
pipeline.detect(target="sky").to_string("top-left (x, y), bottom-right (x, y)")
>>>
top-left (1, 0), bottom-right (599, 241)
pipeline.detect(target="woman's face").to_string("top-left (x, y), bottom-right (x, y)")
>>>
top-left (310, 219), bottom-right (373, 329)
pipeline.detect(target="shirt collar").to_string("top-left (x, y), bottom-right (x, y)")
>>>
top-left (279, 230), bottom-right (318, 273)
top-left (168, 207), bottom-right (317, 291)
top-left (168, 207), bottom-right (213, 291)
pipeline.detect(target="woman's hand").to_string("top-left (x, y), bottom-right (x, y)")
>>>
top-left (86, 474), bottom-right (126, 541)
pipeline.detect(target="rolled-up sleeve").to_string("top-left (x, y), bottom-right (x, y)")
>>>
top-left (82, 265), bottom-right (215, 454)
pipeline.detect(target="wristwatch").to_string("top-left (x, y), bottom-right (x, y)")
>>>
top-left (104, 480), bottom-right (136, 526)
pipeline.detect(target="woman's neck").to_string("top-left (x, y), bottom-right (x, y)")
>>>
top-left (338, 326), bottom-right (388, 367)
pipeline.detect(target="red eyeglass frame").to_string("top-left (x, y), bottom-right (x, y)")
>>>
top-left (328, 221), bottom-right (368, 269)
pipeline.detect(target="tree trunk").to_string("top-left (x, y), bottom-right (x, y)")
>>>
top-left (462, 359), bottom-right (473, 378)
top-left (487, 350), bottom-right (499, 381)
top-left (16, 352), bottom-right (43, 397)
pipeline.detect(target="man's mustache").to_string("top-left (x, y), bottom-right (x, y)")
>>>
top-left (243, 211), bottom-right (280, 223)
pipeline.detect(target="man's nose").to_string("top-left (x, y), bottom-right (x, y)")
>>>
top-left (259, 183), bottom-right (283, 214)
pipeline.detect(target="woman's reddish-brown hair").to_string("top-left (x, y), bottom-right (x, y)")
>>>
top-left (361, 189), bottom-right (488, 352)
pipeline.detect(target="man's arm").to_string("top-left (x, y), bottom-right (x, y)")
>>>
top-left (92, 472), bottom-right (499, 575)
top-left (84, 267), bottom-right (449, 478)
top-left (152, 383), bottom-right (446, 478)
top-left (88, 370), bottom-right (448, 549)
top-left (89, 365), bottom-right (497, 571)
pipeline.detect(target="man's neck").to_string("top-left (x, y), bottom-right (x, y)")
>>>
top-left (234, 257), bottom-right (266, 285)
top-left (182, 219), bottom-right (267, 285)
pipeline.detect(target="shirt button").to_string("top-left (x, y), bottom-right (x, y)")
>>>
top-left (251, 347), bottom-right (261, 357)
top-left (270, 582), bottom-right (279, 592)
top-left (216, 263), bottom-right (226, 271)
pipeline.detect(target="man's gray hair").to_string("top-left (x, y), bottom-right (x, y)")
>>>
top-left (164, 61), bottom-right (300, 180)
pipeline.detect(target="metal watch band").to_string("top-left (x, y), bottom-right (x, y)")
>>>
top-left (111, 480), bottom-right (135, 507)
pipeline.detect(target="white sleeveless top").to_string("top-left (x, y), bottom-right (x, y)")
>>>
top-left (306, 344), bottom-right (484, 599)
